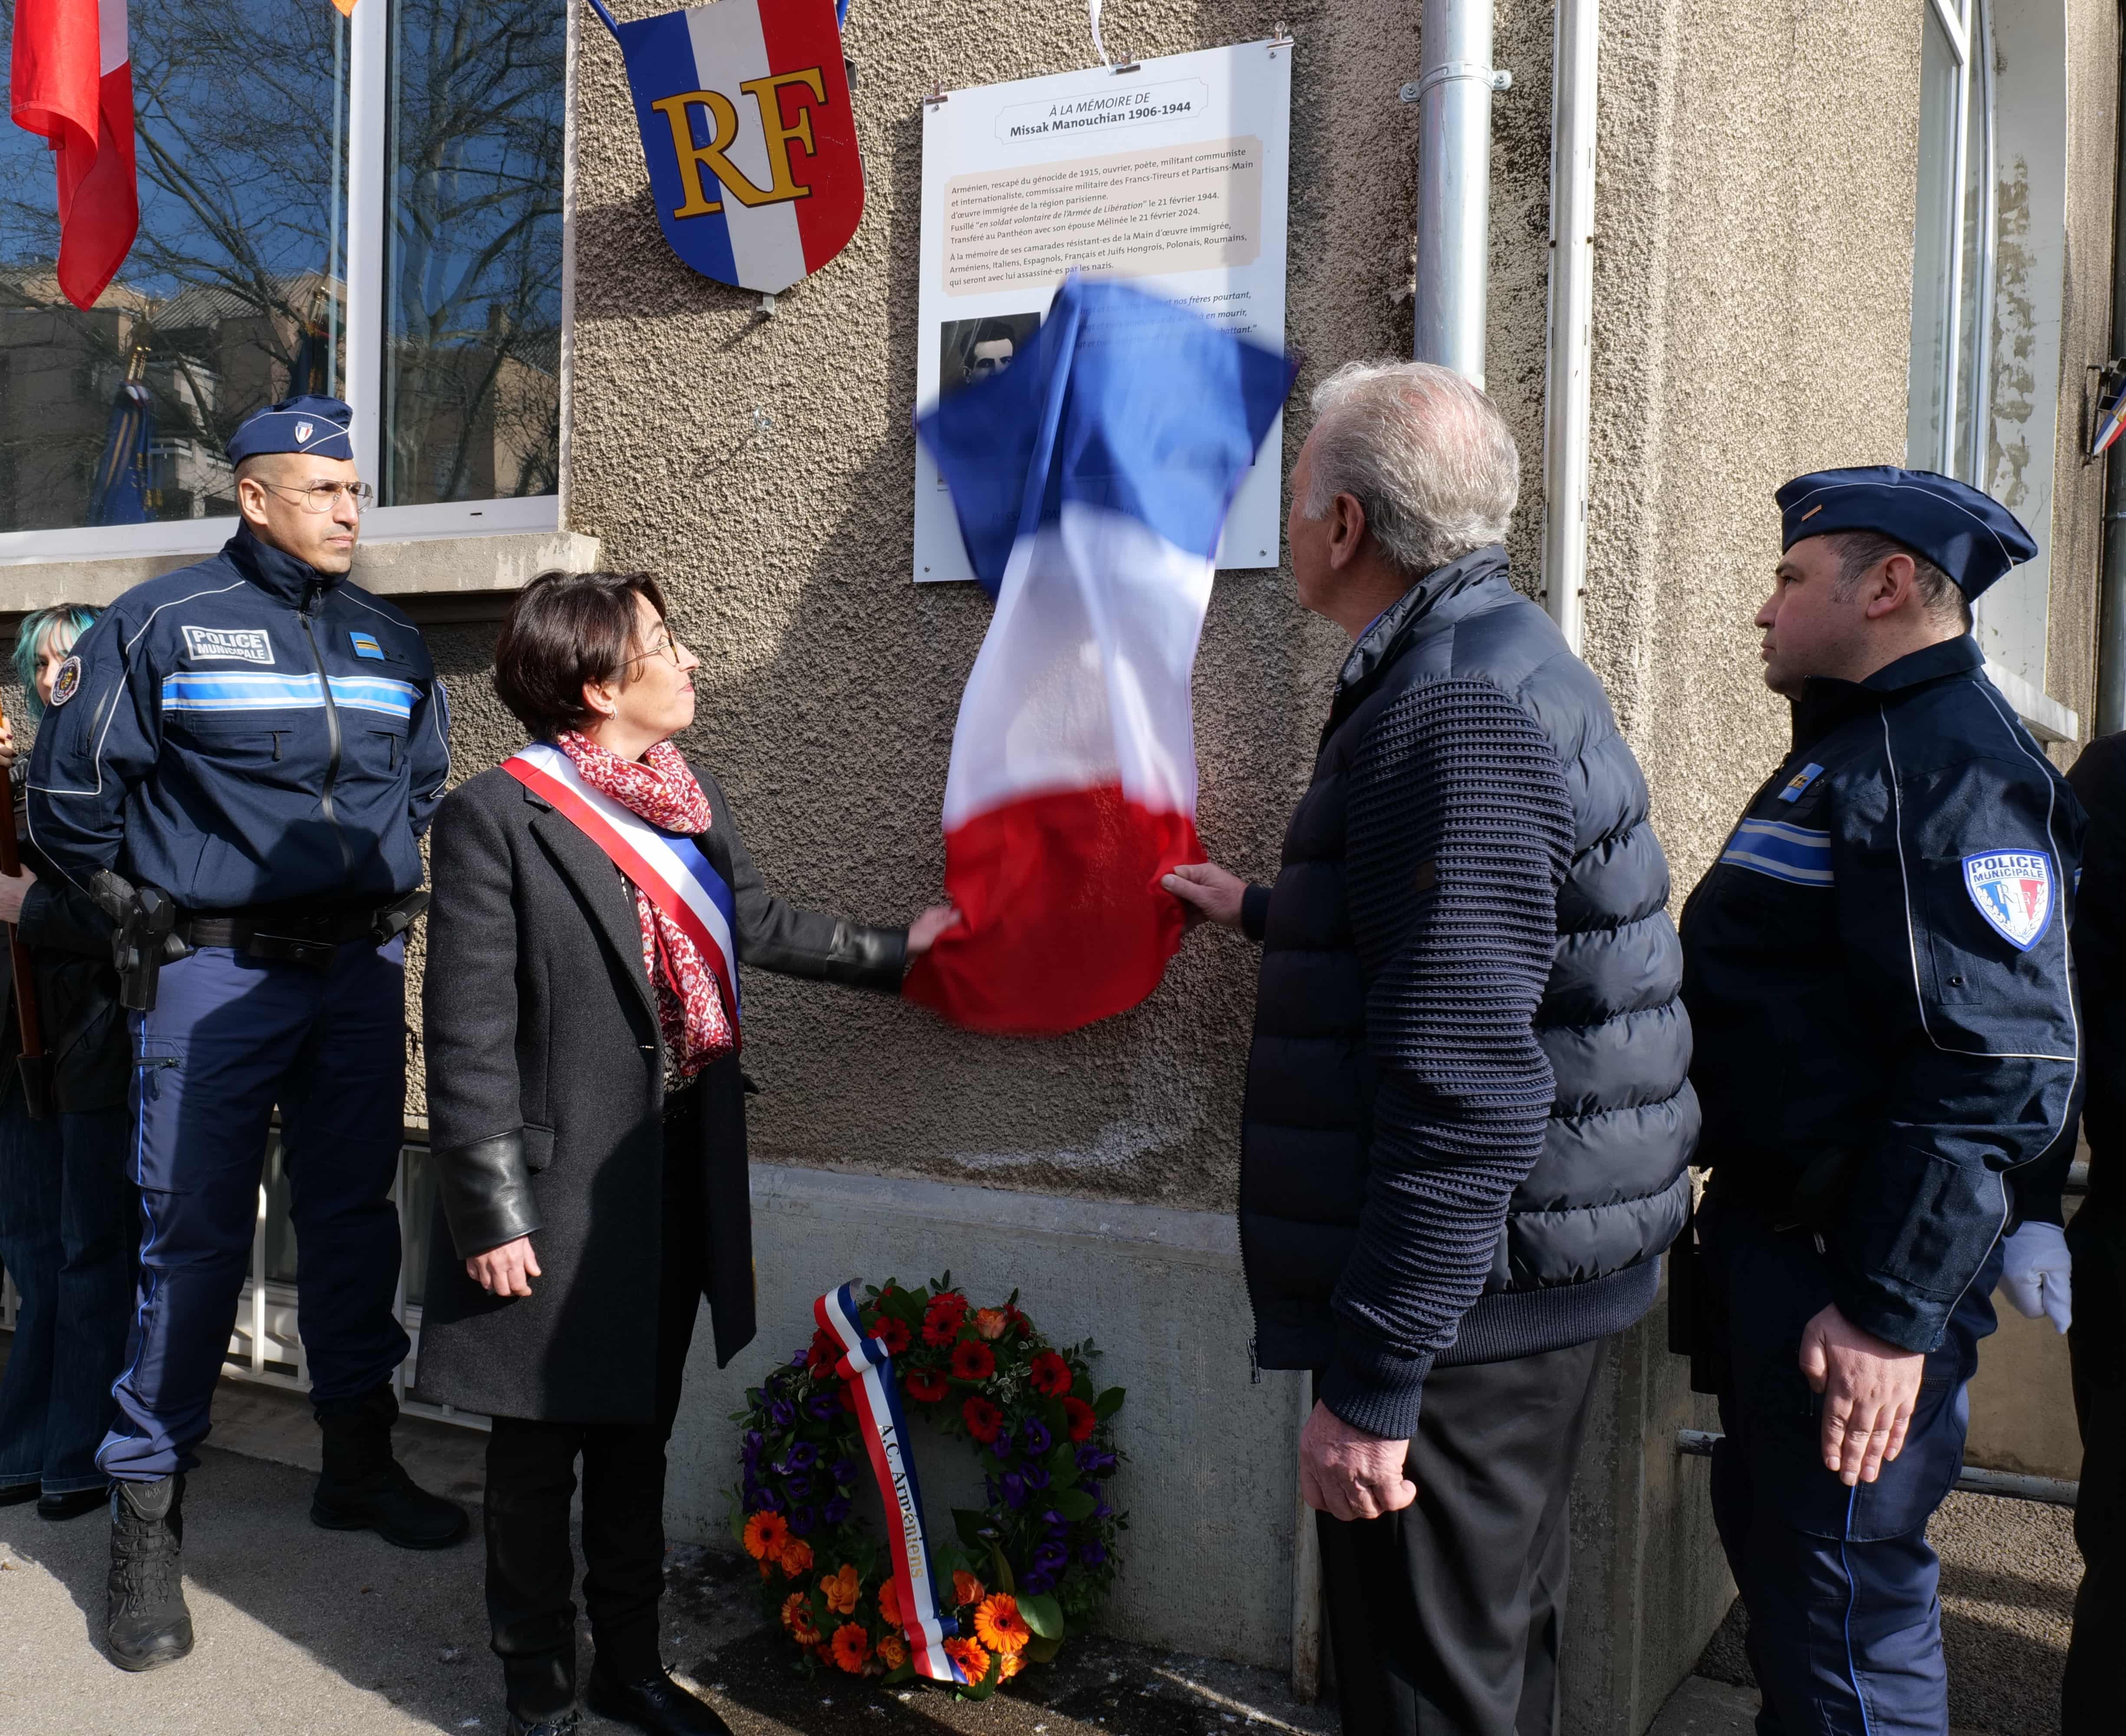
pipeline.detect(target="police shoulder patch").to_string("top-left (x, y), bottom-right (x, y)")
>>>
top-left (1963, 850), bottom-right (2054, 951)
top-left (48, 655), bottom-right (81, 707)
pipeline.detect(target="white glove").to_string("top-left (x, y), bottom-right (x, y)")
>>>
top-left (1998, 1221), bottom-right (2073, 1333)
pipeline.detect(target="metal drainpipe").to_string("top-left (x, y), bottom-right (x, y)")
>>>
top-left (1410, 0), bottom-right (1508, 384)
top-left (1540, 0), bottom-right (1598, 654)
top-left (2097, 12), bottom-right (2126, 736)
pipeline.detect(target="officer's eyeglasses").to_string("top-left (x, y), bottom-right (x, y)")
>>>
top-left (258, 479), bottom-right (375, 514)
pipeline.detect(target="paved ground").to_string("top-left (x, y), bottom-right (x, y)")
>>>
top-left (0, 1372), bottom-right (2080, 1736)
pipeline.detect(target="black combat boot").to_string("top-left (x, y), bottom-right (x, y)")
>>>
top-left (106, 1475), bottom-right (194, 1671)
top-left (311, 1384), bottom-right (470, 1549)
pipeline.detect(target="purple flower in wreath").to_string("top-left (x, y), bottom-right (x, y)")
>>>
top-left (1021, 1417), bottom-right (1051, 1457)
top-left (1093, 1492), bottom-right (1112, 1520)
top-left (1000, 1471), bottom-right (1029, 1511)
top-left (805, 1391), bottom-right (841, 1424)
top-left (1076, 1444), bottom-right (1116, 1476)
top-left (1080, 1541), bottom-right (1108, 1567)
top-left (769, 1399), bottom-right (796, 1429)
top-left (788, 1506), bottom-right (818, 1536)
top-left (822, 1495), bottom-right (852, 1524)
top-left (785, 1473), bottom-right (813, 1502)
top-left (755, 1483), bottom-right (787, 1512)
top-left (1032, 1539), bottom-right (1069, 1575)
top-left (1023, 1464), bottom-right (1050, 1493)
top-left (787, 1348), bottom-right (809, 1371)
top-left (831, 1458), bottom-right (859, 1488)
top-left (1039, 1509), bottom-right (1066, 1535)
top-left (1020, 1568), bottom-right (1055, 1595)
top-left (991, 1434), bottom-right (1014, 1462)
top-left (786, 1441), bottom-right (818, 1470)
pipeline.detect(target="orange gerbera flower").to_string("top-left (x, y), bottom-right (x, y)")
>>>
top-left (944, 1637), bottom-right (989, 1681)
top-left (820, 1562), bottom-right (862, 1616)
top-left (878, 1578), bottom-right (903, 1627)
top-left (952, 1569), bottom-right (985, 1608)
top-left (876, 1632), bottom-right (908, 1671)
top-left (743, 1510), bottom-right (790, 1561)
top-left (831, 1623), bottom-right (870, 1673)
top-left (781, 1592), bottom-right (821, 1644)
top-left (973, 1593), bottom-right (1031, 1654)
top-left (997, 1649), bottom-right (1026, 1681)
top-left (778, 1537), bottom-right (813, 1578)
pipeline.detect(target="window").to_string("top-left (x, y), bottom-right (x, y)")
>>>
top-left (0, 0), bottom-right (566, 562)
top-left (1908, 0), bottom-right (1994, 482)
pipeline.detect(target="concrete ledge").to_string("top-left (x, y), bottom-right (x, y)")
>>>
top-left (0, 529), bottom-right (601, 615)
top-left (652, 1161), bottom-right (1308, 1670)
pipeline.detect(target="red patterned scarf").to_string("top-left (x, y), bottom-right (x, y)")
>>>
top-left (555, 730), bottom-right (734, 1078)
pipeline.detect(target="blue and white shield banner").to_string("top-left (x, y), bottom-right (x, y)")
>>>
top-left (584, 0), bottom-right (864, 293)
top-left (1963, 849), bottom-right (2054, 951)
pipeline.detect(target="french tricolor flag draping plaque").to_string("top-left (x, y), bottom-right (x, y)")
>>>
top-left (906, 276), bottom-right (1294, 1035)
top-left (10, 0), bottom-right (139, 310)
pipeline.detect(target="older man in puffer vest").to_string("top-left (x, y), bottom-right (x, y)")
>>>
top-left (1167, 360), bottom-right (1696, 1736)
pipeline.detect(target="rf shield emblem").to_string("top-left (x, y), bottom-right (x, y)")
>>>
top-left (1963, 849), bottom-right (2054, 951)
top-left (589, 0), bottom-right (863, 293)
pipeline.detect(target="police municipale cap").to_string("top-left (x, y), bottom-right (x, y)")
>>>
top-left (1776, 466), bottom-right (2037, 602)
top-left (226, 395), bottom-right (355, 464)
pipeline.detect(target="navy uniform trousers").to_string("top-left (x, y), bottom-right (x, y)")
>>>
top-left (1703, 1196), bottom-right (2003, 1736)
top-left (98, 938), bottom-right (412, 1483)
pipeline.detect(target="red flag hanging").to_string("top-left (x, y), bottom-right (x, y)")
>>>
top-left (10, 0), bottom-right (139, 310)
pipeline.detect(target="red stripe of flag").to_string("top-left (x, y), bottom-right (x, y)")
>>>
top-left (10, 0), bottom-right (139, 310)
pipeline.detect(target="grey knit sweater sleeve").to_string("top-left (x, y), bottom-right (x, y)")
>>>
top-left (1319, 676), bottom-right (1575, 1439)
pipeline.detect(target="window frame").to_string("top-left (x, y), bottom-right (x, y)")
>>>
top-left (0, 0), bottom-right (571, 568)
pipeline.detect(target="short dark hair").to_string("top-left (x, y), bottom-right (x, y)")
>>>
top-left (493, 569), bottom-right (668, 739)
top-left (1829, 529), bottom-right (1971, 630)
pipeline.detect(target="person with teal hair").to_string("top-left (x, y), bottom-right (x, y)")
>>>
top-left (8, 603), bottom-right (102, 728)
top-left (0, 598), bottom-right (138, 1524)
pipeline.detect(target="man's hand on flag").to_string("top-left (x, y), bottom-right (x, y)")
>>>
top-left (1162, 861), bottom-right (1248, 930)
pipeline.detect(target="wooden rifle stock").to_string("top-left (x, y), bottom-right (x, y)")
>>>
top-left (0, 707), bottom-right (50, 1117)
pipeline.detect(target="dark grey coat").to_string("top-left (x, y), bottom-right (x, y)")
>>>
top-left (412, 760), bottom-right (905, 1424)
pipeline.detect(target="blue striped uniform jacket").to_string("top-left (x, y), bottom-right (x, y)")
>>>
top-left (26, 526), bottom-right (450, 914)
top-left (1679, 634), bottom-right (2083, 1353)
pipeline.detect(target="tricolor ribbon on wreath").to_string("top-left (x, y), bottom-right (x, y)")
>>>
top-left (813, 1282), bottom-right (971, 1684)
top-left (500, 740), bottom-right (743, 1033)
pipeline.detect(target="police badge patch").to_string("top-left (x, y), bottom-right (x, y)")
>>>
top-left (1964, 850), bottom-right (2054, 951)
top-left (48, 655), bottom-right (81, 707)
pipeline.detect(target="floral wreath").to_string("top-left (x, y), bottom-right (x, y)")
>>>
top-left (731, 1276), bottom-right (1127, 1694)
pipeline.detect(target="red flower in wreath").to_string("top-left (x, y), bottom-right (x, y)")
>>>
top-left (807, 1327), bottom-right (840, 1376)
top-left (962, 1395), bottom-right (1005, 1443)
top-left (922, 1293), bottom-right (968, 1346)
top-left (1029, 1350), bottom-right (1073, 1397)
top-left (1062, 1396), bottom-right (1096, 1441)
top-left (950, 1340), bottom-right (996, 1381)
top-left (905, 1365), bottom-right (950, 1404)
top-left (871, 1314), bottom-right (911, 1355)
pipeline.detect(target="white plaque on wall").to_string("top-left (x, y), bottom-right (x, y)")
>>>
top-left (912, 37), bottom-right (1294, 582)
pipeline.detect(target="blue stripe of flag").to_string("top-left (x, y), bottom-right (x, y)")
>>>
top-left (618, 8), bottom-right (738, 288)
top-left (665, 830), bottom-right (740, 1016)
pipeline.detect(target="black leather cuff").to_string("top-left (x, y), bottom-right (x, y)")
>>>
top-left (826, 921), bottom-right (907, 991)
top-left (434, 1131), bottom-right (542, 1259)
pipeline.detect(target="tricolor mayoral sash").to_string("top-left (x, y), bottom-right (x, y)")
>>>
top-left (501, 741), bottom-right (742, 1030)
top-left (814, 1283), bottom-right (970, 1684)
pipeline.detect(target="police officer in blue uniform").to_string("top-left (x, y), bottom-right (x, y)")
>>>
top-left (1677, 467), bottom-right (2081, 1735)
top-left (26, 396), bottom-right (466, 1673)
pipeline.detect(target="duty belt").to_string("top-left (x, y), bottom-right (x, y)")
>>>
top-left (178, 889), bottom-right (430, 970)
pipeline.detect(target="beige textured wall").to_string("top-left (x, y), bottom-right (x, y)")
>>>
top-left (531, 0), bottom-right (1564, 1210)
top-left (1586, 0), bottom-right (1923, 891)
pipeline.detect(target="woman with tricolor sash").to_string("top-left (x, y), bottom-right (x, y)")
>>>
top-left (413, 569), bottom-right (956, 1736)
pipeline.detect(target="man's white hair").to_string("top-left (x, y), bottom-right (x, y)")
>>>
top-left (1300, 360), bottom-right (1520, 579)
